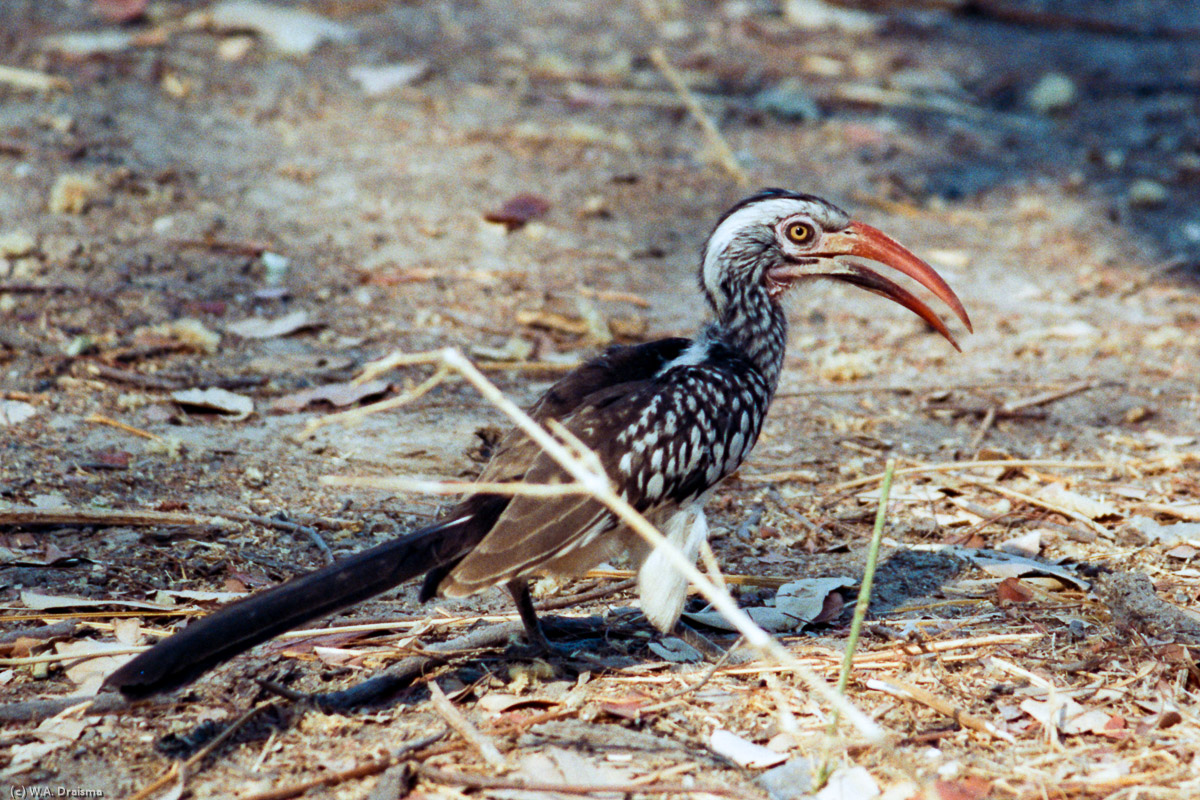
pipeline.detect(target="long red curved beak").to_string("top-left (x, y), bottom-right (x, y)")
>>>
top-left (770, 220), bottom-right (972, 351)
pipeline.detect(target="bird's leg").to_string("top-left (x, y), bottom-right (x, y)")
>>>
top-left (505, 578), bottom-right (605, 657)
top-left (506, 578), bottom-right (553, 652)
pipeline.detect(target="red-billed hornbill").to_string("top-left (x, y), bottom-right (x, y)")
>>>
top-left (106, 188), bottom-right (970, 697)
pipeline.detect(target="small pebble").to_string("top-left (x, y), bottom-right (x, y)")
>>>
top-left (756, 757), bottom-right (814, 800)
top-left (0, 230), bottom-right (36, 258)
top-left (1127, 178), bottom-right (1167, 207)
top-left (752, 77), bottom-right (821, 123)
top-left (48, 173), bottom-right (101, 214)
top-left (1026, 72), bottom-right (1076, 113)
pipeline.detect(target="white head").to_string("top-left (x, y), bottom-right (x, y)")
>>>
top-left (698, 188), bottom-right (971, 349)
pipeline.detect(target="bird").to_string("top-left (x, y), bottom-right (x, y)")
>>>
top-left (105, 188), bottom-right (970, 698)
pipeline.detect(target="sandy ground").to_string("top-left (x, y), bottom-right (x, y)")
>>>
top-left (2, 1), bottom-right (1200, 798)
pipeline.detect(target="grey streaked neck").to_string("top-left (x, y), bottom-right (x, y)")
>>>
top-left (709, 283), bottom-right (789, 392)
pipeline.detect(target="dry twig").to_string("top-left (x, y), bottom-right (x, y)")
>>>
top-left (647, 47), bottom-right (748, 186)
top-left (126, 699), bottom-right (281, 800)
top-left (427, 682), bottom-right (505, 767)
top-left (865, 677), bottom-right (1014, 742)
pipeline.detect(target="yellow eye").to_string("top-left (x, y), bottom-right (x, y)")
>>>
top-left (785, 221), bottom-right (814, 244)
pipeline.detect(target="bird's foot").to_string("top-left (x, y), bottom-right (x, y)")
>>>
top-left (507, 614), bottom-right (604, 659)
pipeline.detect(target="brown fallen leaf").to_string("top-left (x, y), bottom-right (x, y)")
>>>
top-left (484, 193), bottom-right (551, 231)
top-left (996, 576), bottom-right (1035, 603)
top-left (598, 693), bottom-right (652, 720)
top-left (93, 0), bottom-right (148, 21)
top-left (477, 693), bottom-right (558, 715)
top-left (932, 777), bottom-right (993, 800)
top-left (131, 318), bottom-right (221, 353)
top-left (271, 379), bottom-right (391, 413)
top-left (226, 310), bottom-right (315, 339)
top-left (516, 308), bottom-right (588, 336)
top-left (171, 387), bottom-right (254, 420)
top-left (56, 639), bottom-right (135, 695)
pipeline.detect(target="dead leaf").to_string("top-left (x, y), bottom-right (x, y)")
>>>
top-left (348, 61), bottom-right (428, 95)
top-left (197, 0), bottom-right (356, 56)
top-left (1166, 544), bottom-right (1198, 560)
top-left (3, 740), bottom-right (70, 777)
top-left (1019, 696), bottom-right (1113, 735)
top-left (815, 766), bottom-right (879, 799)
top-left (484, 193), bottom-right (551, 231)
top-left (132, 318), bottom-right (221, 353)
top-left (996, 577), bottom-right (1035, 603)
top-left (21, 591), bottom-right (175, 612)
top-left (226, 309), bottom-right (314, 339)
top-left (271, 379), bottom-right (390, 413)
top-left (171, 387), bottom-right (254, 420)
top-left (91, 448), bottom-right (131, 468)
top-left (932, 777), bottom-right (993, 800)
top-left (313, 646), bottom-right (358, 666)
top-left (512, 748), bottom-right (629, 794)
top-left (598, 693), bottom-right (651, 720)
top-left (55, 639), bottom-right (135, 695)
top-left (998, 530), bottom-right (1042, 557)
top-left (93, 0), bottom-right (148, 22)
top-left (1039, 483), bottom-right (1120, 520)
top-left (0, 400), bottom-right (38, 426)
top-left (159, 588), bottom-right (246, 603)
top-left (710, 728), bottom-right (787, 769)
top-left (112, 618), bottom-right (143, 646)
top-left (684, 577), bottom-right (853, 633)
top-left (775, 577), bottom-right (855, 626)
top-left (477, 693), bottom-right (558, 715)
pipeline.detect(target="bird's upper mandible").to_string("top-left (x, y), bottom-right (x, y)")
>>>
top-left (697, 188), bottom-right (971, 350)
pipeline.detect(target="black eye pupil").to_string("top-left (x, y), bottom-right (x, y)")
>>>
top-left (790, 224), bottom-right (809, 241)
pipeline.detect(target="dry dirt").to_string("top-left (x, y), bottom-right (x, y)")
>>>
top-left (2, 1), bottom-right (1200, 799)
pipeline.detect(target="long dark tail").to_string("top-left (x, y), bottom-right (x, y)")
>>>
top-left (104, 516), bottom-right (485, 698)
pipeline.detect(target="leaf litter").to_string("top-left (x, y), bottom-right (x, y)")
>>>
top-left (3, 0), bottom-right (1200, 798)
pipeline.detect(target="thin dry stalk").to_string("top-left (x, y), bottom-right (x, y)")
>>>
top-left (415, 764), bottom-right (738, 796)
top-left (323, 475), bottom-right (592, 499)
top-left (85, 413), bottom-right (164, 441)
top-left (297, 364), bottom-right (451, 439)
top-left (965, 480), bottom-right (1110, 536)
top-left (647, 47), bottom-right (748, 186)
top-left (427, 682), bottom-right (505, 768)
top-left (236, 729), bottom-right (448, 800)
top-left (0, 64), bottom-right (71, 92)
top-left (126, 699), bottom-right (281, 800)
top-left (0, 506), bottom-right (235, 529)
top-left (865, 677), bottom-right (1014, 742)
top-left (817, 459), bottom-right (1119, 493)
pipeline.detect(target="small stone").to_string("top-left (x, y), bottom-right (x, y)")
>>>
top-left (1123, 406), bottom-right (1153, 424)
top-left (261, 251), bottom-right (290, 284)
top-left (348, 61), bottom-right (428, 96)
top-left (1026, 72), bottom-right (1076, 113)
top-left (579, 194), bottom-right (610, 218)
top-left (756, 757), bottom-right (814, 800)
top-left (217, 35), bottom-right (255, 61)
top-left (752, 77), bottom-right (821, 123)
top-left (48, 173), bottom-right (100, 214)
top-left (41, 235), bottom-right (82, 265)
top-left (243, 466), bottom-right (267, 486)
top-left (0, 230), bottom-right (36, 258)
top-left (1127, 179), bottom-right (1167, 207)
top-left (784, 0), bottom-right (880, 34)
top-left (10, 257), bottom-right (42, 280)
